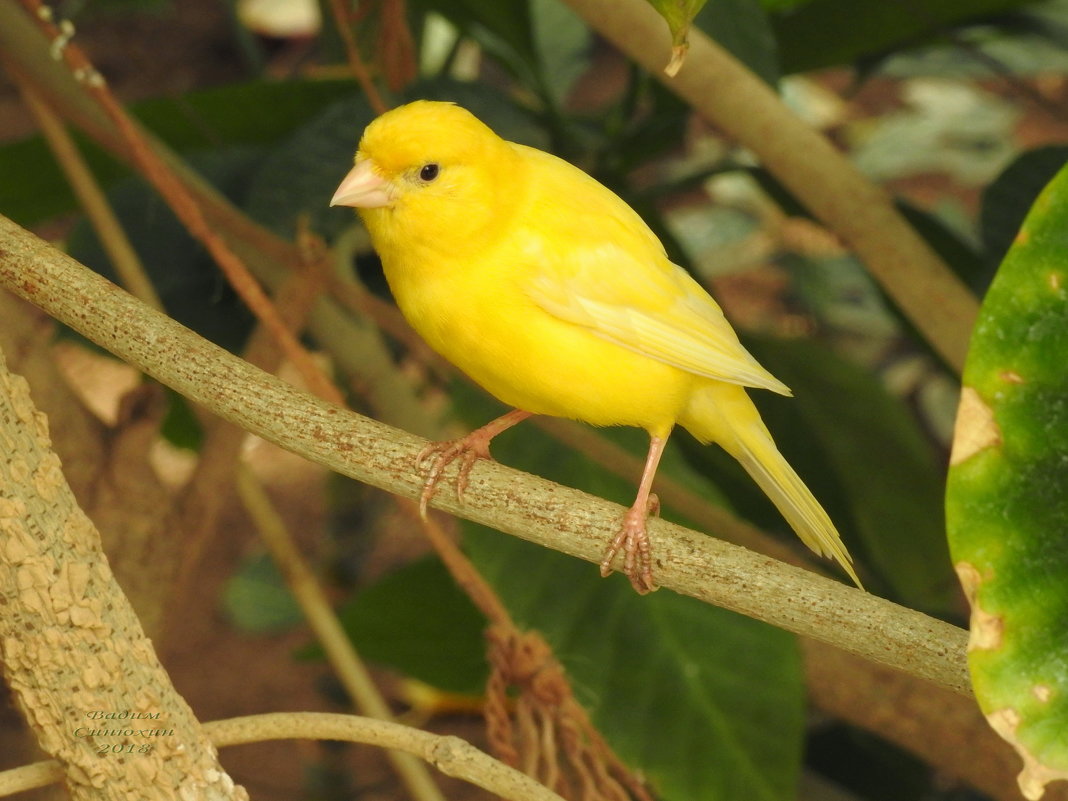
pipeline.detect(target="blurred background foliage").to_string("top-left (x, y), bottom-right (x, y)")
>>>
top-left (2, 0), bottom-right (1068, 799)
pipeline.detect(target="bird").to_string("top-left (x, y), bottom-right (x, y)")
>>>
top-left (331, 100), bottom-right (860, 594)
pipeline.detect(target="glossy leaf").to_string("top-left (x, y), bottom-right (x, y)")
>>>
top-left (946, 161), bottom-right (1068, 800)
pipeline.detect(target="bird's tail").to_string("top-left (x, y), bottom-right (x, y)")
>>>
top-left (680, 381), bottom-right (862, 588)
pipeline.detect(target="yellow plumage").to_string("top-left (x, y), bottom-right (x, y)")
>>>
top-left (332, 100), bottom-right (860, 592)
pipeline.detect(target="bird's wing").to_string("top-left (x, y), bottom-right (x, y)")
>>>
top-left (524, 243), bottom-right (791, 395)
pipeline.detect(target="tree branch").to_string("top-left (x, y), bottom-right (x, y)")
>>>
top-left (0, 712), bottom-right (567, 801)
top-left (0, 214), bottom-right (971, 696)
top-left (0, 321), bottom-right (244, 800)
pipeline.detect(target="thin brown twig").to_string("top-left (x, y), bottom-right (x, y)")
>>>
top-left (17, 80), bottom-right (164, 311)
top-left (328, 0), bottom-right (391, 115)
top-left (16, 0), bottom-right (343, 407)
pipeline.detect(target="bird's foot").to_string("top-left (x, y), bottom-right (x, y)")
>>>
top-left (415, 432), bottom-right (495, 518)
top-left (600, 493), bottom-right (660, 594)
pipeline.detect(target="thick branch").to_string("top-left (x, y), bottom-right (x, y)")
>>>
top-left (562, 0), bottom-right (979, 373)
top-left (0, 215), bottom-right (971, 696)
top-left (0, 334), bottom-right (244, 799)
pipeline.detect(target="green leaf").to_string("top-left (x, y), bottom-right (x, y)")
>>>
top-left (66, 147), bottom-right (261, 353)
top-left (946, 161), bottom-right (1068, 800)
top-left (645, 0), bottom-right (710, 74)
top-left (223, 553), bottom-right (303, 633)
top-left (159, 386), bottom-right (204, 451)
top-left (696, 0), bottom-right (779, 85)
top-left (448, 383), bottom-right (803, 801)
top-left (330, 557), bottom-right (489, 695)
top-left (410, 0), bottom-right (539, 86)
top-left (244, 97), bottom-right (376, 240)
top-left (466, 525), bottom-right (803, 801)
top-left (0, 79), bottom-right (356, 226)
top-left (769, 0), bottom-right (1041, 74)
top-left (530, 0), bottom-right (592, 106)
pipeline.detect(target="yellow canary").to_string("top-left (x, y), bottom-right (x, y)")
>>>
top-left (332, 100), bottom-right (859, 593)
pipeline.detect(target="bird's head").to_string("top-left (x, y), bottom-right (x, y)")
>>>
top-left (331, 100), bottom-right (521, 253)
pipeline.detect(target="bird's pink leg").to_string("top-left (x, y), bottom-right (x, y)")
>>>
top-left (416, 409), bottom-right (533, 517)
top-left (600, 434), bottom-right (668, 594)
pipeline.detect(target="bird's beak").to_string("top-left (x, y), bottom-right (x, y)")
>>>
top-left (330, 159), bottom-right (393, 208)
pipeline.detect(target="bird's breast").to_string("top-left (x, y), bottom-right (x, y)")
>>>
top-left (384, 252), bottom-right (693, 436)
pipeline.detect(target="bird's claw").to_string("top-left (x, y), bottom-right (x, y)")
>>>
top-left (600, 493), bottom-right (660, 594)
top-left (415, 436), bottom-right (494, 519)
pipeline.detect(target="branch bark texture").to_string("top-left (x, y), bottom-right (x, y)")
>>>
top-left (0, 215), bottom-right (971, 696)
top-left (0, 335), bottom-right (244, 799)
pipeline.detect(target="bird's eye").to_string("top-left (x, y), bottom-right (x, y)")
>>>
top-left (419, 163), bottom-right (440, 182)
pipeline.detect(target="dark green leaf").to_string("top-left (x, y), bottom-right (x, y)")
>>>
top-left (244, 97), bottom-right (376, 240)
top-left (66, 147), bottom-right (262, 352)
top-left (697, 0), bottom-right (779, 85)
top-left (530, 0), bottom-right (592, 106)
top-left (0, 79), bottom-right (356, 226)
top-left (330, 557), bottom-right (489, 695)
top-left (746, 338), bottom-right (956, 613)
top-left (466, 524), bottom-right (803, 801)
top-left (410, 0), bottom-right (538, 85)
top-left (159, 386), bottom-right (204, 450)
top-left (769, 0), bottom-right (1041, 74)
top-left (223, 553), bottom-right (303, 633)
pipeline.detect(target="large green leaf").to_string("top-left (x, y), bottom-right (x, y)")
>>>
top-left (0, 79), bottom-right (355, 226)
top-left (446, 383), bottom-right (804, 801)
top-left (66, 147), bottom-right (261, 353)
top-left (244, 97), bottom-right (376, 240)
top-left (466, 524), bottom-right (802, 801)
top-left (946, 162), bottom-right (1068, 800)
top-left (674, 335), bottom-right (956, 613)
top-left (769, 0), bottom-right (1041, 74)
top-left (330, 557), bottom-right (490, 695)
top-left (697, 0), bottom-right (779, 86)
